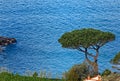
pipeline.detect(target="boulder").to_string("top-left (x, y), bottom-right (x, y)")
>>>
top-left (0, 36), bottom-right (16, 46)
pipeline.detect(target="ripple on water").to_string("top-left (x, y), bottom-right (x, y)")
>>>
top-left (0, 0), bottom-right (120, 77)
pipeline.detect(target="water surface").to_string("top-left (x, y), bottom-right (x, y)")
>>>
top-left (0, 0), bottom-right (120, 77)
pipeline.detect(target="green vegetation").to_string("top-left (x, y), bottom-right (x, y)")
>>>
top-left (111, 52), bottom-right (120, 64)
top-left (0, 72), bottom-right (64, 81)
top-left (102, 73), bottom-right (120, 81)
top-left (58, 28), bottom-right (115, 49)
top-left (63, 63), bottom-right (89, 81)
top-left (58, 28), bottom-right (115, 74)
top-left (102, 69), bottom-right (111, 76)
top-left (33, 72), bottom-right (38, 77)
top-left (0, 68), bottom-right (120, 81)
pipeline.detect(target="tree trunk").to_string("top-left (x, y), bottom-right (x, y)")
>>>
top-left (86, 58), bottom-right (98, 75)
top-left (94, 50), bottom-right (99, 63)
top-left (79, 48), bottom-right (99, 75)
top-left (86, 50), bottom-right (99, 75)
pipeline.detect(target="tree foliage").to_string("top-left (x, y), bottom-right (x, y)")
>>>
top-left (58, 28), bottom-right (115, 50)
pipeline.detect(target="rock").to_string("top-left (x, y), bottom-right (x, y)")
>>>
top-left (0, 36), bottom-right (17, 46)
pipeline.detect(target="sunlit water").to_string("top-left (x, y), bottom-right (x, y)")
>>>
top-left (0, 0), bottom-right (120, 77)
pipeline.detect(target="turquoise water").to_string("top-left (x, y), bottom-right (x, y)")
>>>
top-left (0, 0), bottom-right (120, 77)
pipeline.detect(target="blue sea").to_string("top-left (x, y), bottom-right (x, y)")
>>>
top-left (0, 0), bottom-right (120, 77)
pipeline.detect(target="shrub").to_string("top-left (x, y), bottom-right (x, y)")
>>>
top-left (33, 72), bottom-right (38, 77)
top-left (64, 63), bottom-right (89, 81)
top-left (111, 52), bottom-right (120, 64)
top-left (102, 69), bottom-right (111, 76)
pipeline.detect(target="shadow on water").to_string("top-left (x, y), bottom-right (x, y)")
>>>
top-left (0, 50), bottom-right (7, 63)
top-left (0, 44), bottom-right (17, 63)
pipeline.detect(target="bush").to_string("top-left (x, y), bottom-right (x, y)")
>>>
top-left (111, 52), bottom-right (120, 64)
top-left (33, 72), bottom-right (38, 77)
top-left (64, 63), bottom-right (89, 81)
top-left (102, 69), bottom-right (111, 76)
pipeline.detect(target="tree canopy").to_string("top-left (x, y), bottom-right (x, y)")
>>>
top-left (58, 28), bottom-right (115, 51)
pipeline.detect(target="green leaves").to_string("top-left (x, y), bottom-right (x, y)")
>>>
top-left (111, 52), bottom-right (120, 64)
top-left (58, 28), bottom-right (115, 49)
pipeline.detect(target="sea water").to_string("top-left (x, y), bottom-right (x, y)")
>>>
top-left (0, 0), bottom-right (120, 77)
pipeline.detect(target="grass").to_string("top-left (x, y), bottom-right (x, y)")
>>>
top-left (0, 72), bottom-right (64, 81)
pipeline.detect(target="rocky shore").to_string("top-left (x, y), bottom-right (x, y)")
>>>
top-left (0, 36), bottom-right (16, 46)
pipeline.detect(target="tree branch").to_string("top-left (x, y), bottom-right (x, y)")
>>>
top-left (92, 46), bottom-right (96, 50)
top-left (77, 47), bottom-right (96, 57)
top-left (77, 47), bottom-right (85, 53)
top-left (87, 52), bottom-right (95, 57)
